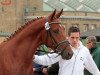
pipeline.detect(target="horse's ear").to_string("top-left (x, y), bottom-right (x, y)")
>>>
top-left (48, 9), bottom-right (56, 21)
top-left (55, 9), bottom-right (63, 18)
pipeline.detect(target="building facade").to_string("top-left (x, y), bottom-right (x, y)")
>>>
top-left (0, 0), bottom-right (100, 42)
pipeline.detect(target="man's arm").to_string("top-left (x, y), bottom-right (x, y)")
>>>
top-left (33, 53), bottom-right (61, 66)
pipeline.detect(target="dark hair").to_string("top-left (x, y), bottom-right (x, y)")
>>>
top-left (68, 26), bottom-right (80, 36)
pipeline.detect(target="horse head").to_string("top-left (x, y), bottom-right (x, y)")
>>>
top-left (41, 9), bottom-right (73, 60)
top-left (0, 9), bottom-right (73, 75)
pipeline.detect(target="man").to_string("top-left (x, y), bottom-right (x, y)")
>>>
top-left (33, 26), bottom-right (100, 75)
top-left (84, 36), bottom-right (100, 75)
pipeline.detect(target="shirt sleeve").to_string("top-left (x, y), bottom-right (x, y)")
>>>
top-left (33, 53), bottom-right (61, 66)
top-left (84, 48), bottom-right (100, 75)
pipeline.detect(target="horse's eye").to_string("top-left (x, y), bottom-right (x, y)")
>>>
top-left (53, 29), bottom-right (59, 34)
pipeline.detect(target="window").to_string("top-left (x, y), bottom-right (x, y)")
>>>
top-left (83, 24), bottom-right (89, 31)
top-left (91, 24), bottom-right (97, 29)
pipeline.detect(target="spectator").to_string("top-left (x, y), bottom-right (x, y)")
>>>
top-left (84, 36), bottom-right (100, 75)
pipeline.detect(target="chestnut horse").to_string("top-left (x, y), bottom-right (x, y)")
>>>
top-left (0, 9), bottom-right (73, 75)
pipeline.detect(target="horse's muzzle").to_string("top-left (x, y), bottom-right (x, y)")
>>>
top-left (60, 49), bottom-right (73, 60)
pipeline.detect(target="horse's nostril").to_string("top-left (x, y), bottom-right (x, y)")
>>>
top-left (68, 52), bottom-right (73, 59)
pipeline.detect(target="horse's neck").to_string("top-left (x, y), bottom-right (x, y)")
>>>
top-left (4, 18), bottom-right (45, 60)
top-left (12, 18), bottom-right (45, 44)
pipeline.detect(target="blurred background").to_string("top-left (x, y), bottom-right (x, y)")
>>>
top-left (0, 0), bottom-right (100, 45)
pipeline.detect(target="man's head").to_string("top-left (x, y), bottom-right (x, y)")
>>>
top-left (86, 36), bottom-right (97, 49)
top-left (68, 26), bottom-right (80, 48)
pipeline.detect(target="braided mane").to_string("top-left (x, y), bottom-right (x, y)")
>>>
top-left (4, 17), bottom-right (43, 42)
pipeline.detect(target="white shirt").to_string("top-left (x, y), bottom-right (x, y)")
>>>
top-left (34, 42), bottom-right (100, 75)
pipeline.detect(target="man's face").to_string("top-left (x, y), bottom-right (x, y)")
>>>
top-left (68, 32), bottom-right (80, 48)
top-left (86, 40), bottom-right (93, 49)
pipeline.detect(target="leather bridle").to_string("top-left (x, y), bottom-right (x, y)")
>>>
top-left (45, 21), bottom-right (70, 54)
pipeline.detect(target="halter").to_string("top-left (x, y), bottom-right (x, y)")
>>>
top-left (45, 19), bottom-right (70, 54)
